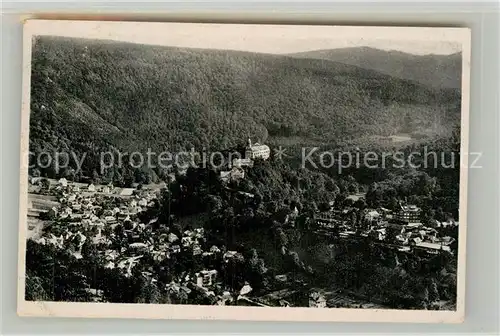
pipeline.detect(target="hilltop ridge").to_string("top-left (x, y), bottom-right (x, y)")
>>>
top-left (289, 46), bottom-right (462, 90)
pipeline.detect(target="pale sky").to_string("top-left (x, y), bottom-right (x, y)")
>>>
top-left (25, 21), bottom-right (467, 55)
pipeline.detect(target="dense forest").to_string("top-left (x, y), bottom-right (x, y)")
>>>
top-left (29, 37), bottom-right (461, 184)
top-left (290, 47), bottom-right (462, 90)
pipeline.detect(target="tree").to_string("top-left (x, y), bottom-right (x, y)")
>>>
top-left (207, 195), bottom-right (223, 213)
top-left (429, 280), bottom-right (440, 303)
top-left (31, 168), bottom-right (41, 177)
top-left (419, 287), bottom-right (430, 309)
top-left (276, 228), bottom-right (288, 247)
top-left (64, 167), bottom-right (76, 181)
top-left (287, 251), bottom-right (304, 275)
top-left (353, 198), bottom-right (367, 210)
top-left (177, 289), bottom-right (189, 304)
top-left (136, 280), bottom-right (161, 304)
top-left (25, 273), bottom-right (51, 301)
top-left (92, 169), bottom-right (101, 184)
top-left (40, 178), bottom-right (50, 191)
top-left (318, 202), bottom-right (331, 212)
top-left (334, 193), bottom-right (347, 208)
top-left (113, 170), bottom-right (124, 187)
top-left (266, 201), bottom-right (279, 214)
top-left (245, 249), bottom-right (269, 293)
top-left (344, 198), bottom-right (354, 208)
top-left (350, 211), bottom-right (358, 227)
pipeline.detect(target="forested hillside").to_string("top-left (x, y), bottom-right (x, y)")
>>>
top-left (29, 36), bottom-right (461, 182)
top-left (290, 47), bottom-right (462, 90)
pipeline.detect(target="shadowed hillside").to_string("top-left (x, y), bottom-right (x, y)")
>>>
top-left (29, 36), bottom-right (461, 180)
top-left (289, 47), bottom-right (462, 90)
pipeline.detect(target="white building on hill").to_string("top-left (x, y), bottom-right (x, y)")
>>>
top-left (245, 139), bottom-right (270, 160)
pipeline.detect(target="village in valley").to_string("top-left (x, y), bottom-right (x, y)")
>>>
top-left (25, 138), bottom-right (459, 309)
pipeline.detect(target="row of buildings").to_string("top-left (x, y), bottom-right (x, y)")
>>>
top-left (315, 203), bottom-right (457, 256)
top-left (29, 177), bottom-right (140, 197)
top-left (220, 138), bottom-right (270, 184)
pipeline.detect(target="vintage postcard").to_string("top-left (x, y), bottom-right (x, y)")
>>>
top-left (18, 20), bottom-right (470, 323)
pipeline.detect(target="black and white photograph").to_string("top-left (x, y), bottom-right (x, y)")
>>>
top-left (18, 20), bottom-right (471, 322)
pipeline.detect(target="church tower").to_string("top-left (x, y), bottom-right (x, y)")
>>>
top-left (245, 138), bottom-right (253, 159)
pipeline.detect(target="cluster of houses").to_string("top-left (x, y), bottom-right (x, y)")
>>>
top-left (28, 177), bottom-right (261, 305)
top-left (315, 202), bottom-right (457, 256)
top-left (163, 248), bottom-right (258, 306)
top-left (30, 177), bottom-right (161, 254)
top-left (219, 138), bottom-right (270, 184)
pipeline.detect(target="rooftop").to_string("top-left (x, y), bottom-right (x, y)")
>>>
top-left (119, 188), bottom-right (135, 196)
top-left (400, 204), bottom-right (421, 212)
top-left (415, 241), bottom-right (451, 251)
